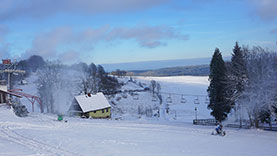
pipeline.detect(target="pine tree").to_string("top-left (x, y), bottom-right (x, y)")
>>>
top-left (96, 65), bottom-right (119, 93)
top-left (87, 63), bottom-right (98, 93)
top-left (207, 48), bottom-right (231, 122)
top-left (228, 42), bottom-right (248, 126)
top-left (230, 42), bottom-right (247, 99)
top-left (27, 55), bottom-right (45, 72)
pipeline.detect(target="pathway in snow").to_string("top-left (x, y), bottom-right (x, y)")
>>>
top-left (0, 122), bottom-right (81, 156)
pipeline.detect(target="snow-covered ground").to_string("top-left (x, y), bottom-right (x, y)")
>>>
top-left (0, 106), bottom-right (277, 156)
top-left (111, 76), bottom-right (211, 122)
top-left (138, 76), bottom-right (211, 120)
top-left (0, 75), bottom-right (276, 156)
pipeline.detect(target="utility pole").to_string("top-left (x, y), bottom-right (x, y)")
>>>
top-left (195, 107), bottom-right (198, 120)
top-left (239, 103), bottom-right (242, 128)
top-left (1, 69), bottom-right (25, 89)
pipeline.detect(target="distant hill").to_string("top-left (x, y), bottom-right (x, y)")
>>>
top-left (128, 65), bottom-right (210, 76)
top-left (101, 57), bottom-right (213, 71)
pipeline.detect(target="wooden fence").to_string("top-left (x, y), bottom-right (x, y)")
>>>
top-left (193, 119), bottom-right (219, 126)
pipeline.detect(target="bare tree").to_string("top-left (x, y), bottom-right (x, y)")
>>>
top-left (150, 80), bottom-right (156, 97)
top-left (37, 61), bottom-right (61, 113)
top-left (241, 47), bottom-right (277, 127)
top-left (37, 61), bottom-right (77, 114)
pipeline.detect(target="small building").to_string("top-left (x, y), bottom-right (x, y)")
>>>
top-left (70, 92), bottom-right (111, 118)
top-left (0, 80), bottom-right (21, 104)
top-left (19, 80), bottom-right (28, 85)
top-left (0, 81), bottom-right (7, 104)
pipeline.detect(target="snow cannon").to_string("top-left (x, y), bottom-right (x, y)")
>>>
top-left (58, 115), bottom-right (63, 121)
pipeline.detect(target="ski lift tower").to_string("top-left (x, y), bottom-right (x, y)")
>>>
top-left (1, 59), bottom-right (43, 112)
top-left (0, 59), bottom-right (25, 94)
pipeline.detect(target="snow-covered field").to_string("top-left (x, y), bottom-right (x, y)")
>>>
top-left (112, 76), bottom-right (211, 121)
top-left (0, 75), bottom-right (276, 156)
top-left (0, 106), bottom-right (277, 156)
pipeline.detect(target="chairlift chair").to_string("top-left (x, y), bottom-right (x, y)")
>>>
top-left (180, 95), bottom-right (187, 103)
top-left (166, 94), bottom-right (172, 104)
top-left (152, 96), bottom-right (157, 102)
top-left (194, 96), bottom-right (200, 104)
top-left (133, 93), bottom-right (139, 100)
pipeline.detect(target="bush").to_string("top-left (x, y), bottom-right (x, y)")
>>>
top-left (12, 99), bottom-right (28, 117)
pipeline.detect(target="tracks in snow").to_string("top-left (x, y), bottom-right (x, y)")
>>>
top-left (0, 123), bottom-right (81, 156)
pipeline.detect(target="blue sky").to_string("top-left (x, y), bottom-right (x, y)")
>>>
top-left (0, 0), bottom-right (276, 64)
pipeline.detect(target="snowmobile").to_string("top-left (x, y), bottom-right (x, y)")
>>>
top-left (211, 130), bottom-right (226, 136)
top-left (211, 124), bottom-right (226, 136)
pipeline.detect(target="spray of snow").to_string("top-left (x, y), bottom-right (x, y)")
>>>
top-left (52, 68), bottom-right (83, 115)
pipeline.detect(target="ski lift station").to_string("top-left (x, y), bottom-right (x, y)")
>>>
top-left (0, 80), bottom-right (9, 104)
top-left (70, 92), bottom-right (111, 119)
top-left (0, 80), bottom-right (22, 104)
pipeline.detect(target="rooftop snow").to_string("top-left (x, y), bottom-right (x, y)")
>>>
top-left (0, 85), bottom-right (7, 92)
top-left (75, 92), bottom-right (111, 113)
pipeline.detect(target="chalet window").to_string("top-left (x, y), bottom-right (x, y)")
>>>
top-left (106, 108), bottom-right (109, 112)
top-left (102, 109), bottom-right (104, 113)
top-left (94, 111), bottom-right (96, 113)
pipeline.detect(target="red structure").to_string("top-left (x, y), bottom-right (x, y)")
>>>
top-left (9, 89), bottom-right (43, 113)
top-left (2, 59), bottom-right (11, 65)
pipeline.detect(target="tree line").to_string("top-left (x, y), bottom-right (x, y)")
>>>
top-left (36, 61), bottom-right (121, 114)
top-left (208, 42), bottom-right (277, 128)
top-left (1, 55), bottom-right (120, 114)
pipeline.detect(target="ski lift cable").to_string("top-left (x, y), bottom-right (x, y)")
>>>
top-left (158, 91), bottom-right (206, 97)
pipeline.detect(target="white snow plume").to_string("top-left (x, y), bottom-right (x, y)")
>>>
top-left (37, 62), bottom-right (82, 115)
top-left (51, 69), bottom-right (80, 114)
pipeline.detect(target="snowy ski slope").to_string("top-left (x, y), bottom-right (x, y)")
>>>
top-left (0, 75), bottom-right (276, 156)
top-left (0, 106), bottom-right (277, 156)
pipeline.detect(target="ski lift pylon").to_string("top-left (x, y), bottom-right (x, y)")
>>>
top-left (194, 96), bottom-right (200, 104)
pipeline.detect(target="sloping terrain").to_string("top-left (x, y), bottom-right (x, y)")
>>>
top-left (0, 75), bottom-right (276, 156)
top-left (0, 106), bottom-right (277, 156)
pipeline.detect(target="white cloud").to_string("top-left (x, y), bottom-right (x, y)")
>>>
top-left (249, 0), bottom-right (277, 21)
top-left (58, 50), bottom-right (81, 64)
top-left (0, 0), bottom-right (168, 20)
top-left (270, 28), bottom-right (277, 34)
top-left (0, 25), bottom-right (9, 42)
top-left (106, 25), bottom-right (188, 48)
top-left (0, 25), bottom-right (11, 58)
top-left (0, 43), bottom-right (11, 58)
top-left (24, 27), bottom-right (73, 59)
top-left (24, 25), bottom-right (188, 62)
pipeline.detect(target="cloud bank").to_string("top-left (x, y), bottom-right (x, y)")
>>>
top-left (0, 43), bottom-right (10, 58)
top-left (0, 25), bottom-right (10, 58)
top-left (0, 0), bottom-right (168, 20)
top-left (249, 0), bottom-right (277, 21)
top-left (270, 28), bottom-right (277, 34)
top-left (24, 25), bottom-right (188, 63)
top-left (0, 25), bottom-right (9, 42)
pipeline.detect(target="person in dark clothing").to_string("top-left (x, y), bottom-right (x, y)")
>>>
top-left (215, 124), bottom-right (223, 134)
